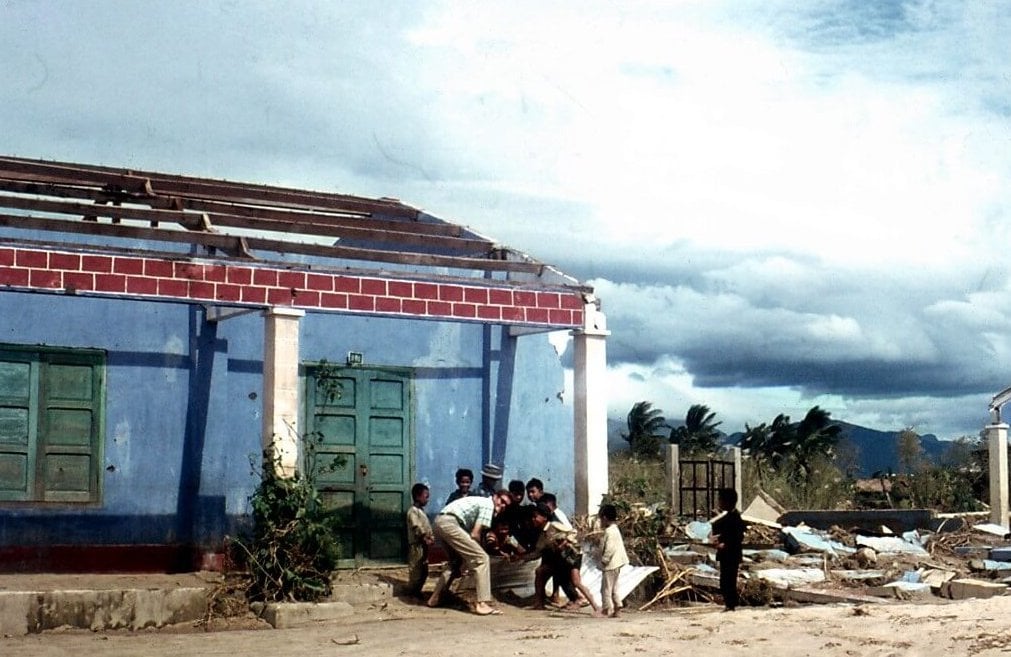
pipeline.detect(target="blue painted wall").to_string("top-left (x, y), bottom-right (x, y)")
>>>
top-left (0, 289), bottom-right (574, 551)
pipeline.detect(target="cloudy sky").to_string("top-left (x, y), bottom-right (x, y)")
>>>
top-left (3, 1), bottom-right (1009, 439)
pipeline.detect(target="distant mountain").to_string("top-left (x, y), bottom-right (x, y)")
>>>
top-left (607, 417), bottom-right (953, 478)
top-left (832, 421), bottom-right (948, 478)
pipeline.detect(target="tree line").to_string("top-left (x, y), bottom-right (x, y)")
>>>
top-left (622, 401), bottom-right (986, 512)
top-left (623, 401), bottom-right (844, 507)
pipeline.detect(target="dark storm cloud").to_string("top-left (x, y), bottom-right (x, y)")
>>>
top-left (791, 0), bottom-right (923, 47)
top-left (591, 257), bottom-right (1011, 402)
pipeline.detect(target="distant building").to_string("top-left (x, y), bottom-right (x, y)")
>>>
top-left (0, 157), bottom-right (609, 571)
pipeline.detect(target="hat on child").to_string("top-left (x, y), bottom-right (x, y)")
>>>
top-left (480, 463), bottom-right (503, 479)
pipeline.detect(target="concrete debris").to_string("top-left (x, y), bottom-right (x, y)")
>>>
top-left (780, 587), bottom-right (885, 605)
top-left (662, 545), bottom-right (705, 565)
top-left (830, 570), bottom-right (887, 582)
top-left (940, 578), bottom-right (1008, 600)
top-left (854, 547), bottom-right (878, 566)
top-left (684, 521), bottom-right (712, 542)
top-left (785, 554), bottom-right (827, 568)
top-left (988, 546), bottom-right (1011, 561)
top-left (919, 568), bottom-right (956, 589)
top-left (866, 581), bottom-right (933, 600)
top-left (782, 526), bottom-right (856, 557)
top-left (854, 534), bottom-right (928, 556)
top-left (969, 559), bottom-right (1011, 572)
top-left (972, 522), bottom-right (1010, 538)
top-left (743, 549), bottom-right (790, 563)
top-left (653, 508), bottom-right (1011, 609)
top-left (742, 490), bottom-right (786, 527)
top-left (752, 568), bottom-right (826, 588)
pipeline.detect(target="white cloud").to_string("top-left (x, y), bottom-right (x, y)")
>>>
top-left (2, 0), bottom-right (1008, 439)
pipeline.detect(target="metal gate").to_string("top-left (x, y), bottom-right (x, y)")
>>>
top-left (678, 457), bottom-right (736, 519)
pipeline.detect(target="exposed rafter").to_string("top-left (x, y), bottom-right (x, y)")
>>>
top-left (0, 156), bottom-right (576, 282)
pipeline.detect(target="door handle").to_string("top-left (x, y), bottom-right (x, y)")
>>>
top-left (359, 464), bottom-right (368, 478)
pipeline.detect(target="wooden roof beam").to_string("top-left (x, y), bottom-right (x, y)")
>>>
top-left (0, 212), bottom-right (545, 273)
top-left (0, 195), bottom-right (496, 253)
top-left (0, 156), bottom-right (418, 219)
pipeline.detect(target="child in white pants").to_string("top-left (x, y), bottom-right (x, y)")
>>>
top-left (594, 504), bottom-right (629, 618)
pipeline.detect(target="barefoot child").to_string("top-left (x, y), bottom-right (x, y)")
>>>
top-left (524, 503), bottom-right (600, 614)
top-left (405, 483), bottom-right (435, 599)
top-left (594, 503), bottom-right (629, 618)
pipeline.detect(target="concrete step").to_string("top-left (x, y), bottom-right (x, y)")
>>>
top-left (0, 580), bottom-right (211, 636)
top-left (0, 572), bottom-right (403, 635)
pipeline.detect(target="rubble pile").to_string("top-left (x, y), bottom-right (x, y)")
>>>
top-left (643, 499), bottom-right (1011, 608)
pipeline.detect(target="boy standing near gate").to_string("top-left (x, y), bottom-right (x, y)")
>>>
top-left (711, 488), bottom-right (746, 611)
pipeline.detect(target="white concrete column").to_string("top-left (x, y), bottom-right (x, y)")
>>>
top-left (729, 446), bottom-right (743, 511)
top-left (572, 303), bottom-right (610, 516)
top-left (263, 307), bottom-right (305, 478)
top-left (988, 422), bottom-right (1009, 529)
top-left (665, 443), bottom-right (681, 516)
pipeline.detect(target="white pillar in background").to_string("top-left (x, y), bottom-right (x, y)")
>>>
top-left (730, 446), bottom-right (743, 511)
top-left (572, 303), bottom-right (610, 516)
top-left (988, 422), bottom-right (1009, 529)
top-left (262, 307), bottom-right (305, 478)
top-left (665, 443), bottom-right (681, 516)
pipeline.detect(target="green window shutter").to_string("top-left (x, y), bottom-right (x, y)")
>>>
top-left (39, 352), bottom-right (103, 503)
top-left (0, 347), bottom-right (104, 504)
top-left (0, 352), bottom-right (37, 502)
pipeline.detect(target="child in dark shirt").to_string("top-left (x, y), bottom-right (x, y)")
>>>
top-left (711, 487), bottom-right (746, 611)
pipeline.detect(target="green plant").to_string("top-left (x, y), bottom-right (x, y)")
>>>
top-left (742, 455), bottom-right (851, 510)
top-left (234, 435), bottom-right (344, 602)
top-left (608, 452), bottom-right (667, 506)
top-left (231, 360), bottom-right (346, 603)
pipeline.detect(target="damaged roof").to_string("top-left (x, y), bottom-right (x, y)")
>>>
top-left (0, 155), bottom-right (585, 291)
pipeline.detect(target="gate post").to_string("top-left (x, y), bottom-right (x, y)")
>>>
top-left (730, 446), bottom-right (743, 511)
top-left (665, 443), bottom-right (680, 517)
top-left (988, 422), bottom-right (1010, 529)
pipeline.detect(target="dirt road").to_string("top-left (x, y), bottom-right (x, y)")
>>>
top-left (4, 593), bottom-right (1011, 657)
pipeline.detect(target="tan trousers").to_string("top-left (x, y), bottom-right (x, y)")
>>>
top-left (432, 514), bottom-right (492, 602)
top-left (601, 568), bottom-right (621, 613)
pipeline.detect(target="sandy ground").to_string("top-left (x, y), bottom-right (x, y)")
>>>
top-left (5, 592), bottom-right (1011, 657)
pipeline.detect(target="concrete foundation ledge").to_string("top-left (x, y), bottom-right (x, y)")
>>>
top-left (941, 578), bottom-right (1009, 600)
top-left (258, 601), bottom-right (354, 629)
top-left (329, 582), bottom-right (392, 605)
top-left (0, 587), bottom-right (208, 636)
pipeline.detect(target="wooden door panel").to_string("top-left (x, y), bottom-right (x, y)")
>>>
top-left (306, 366), bottom-right (412, 566)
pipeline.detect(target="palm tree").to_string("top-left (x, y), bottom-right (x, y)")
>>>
top-left (739, 420), bottom-right (774, 465)
top-left (670, 404), bottom-right (723, 455)
top-left (791, 406), bottom-right (842, 470)
top-left (623, 401), bottom-right (668, 458)
top-left (740, 406), bottom-right (841, 483)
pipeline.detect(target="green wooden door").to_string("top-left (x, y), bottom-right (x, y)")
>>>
top-left (305, 366), bottom-right (412, 567)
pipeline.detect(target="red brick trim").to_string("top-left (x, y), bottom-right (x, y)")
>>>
top-left (0, 247), bottom-right (585, 328)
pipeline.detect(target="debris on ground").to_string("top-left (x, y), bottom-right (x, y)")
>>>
top-left (635, 499), bottom-right (1011, 609)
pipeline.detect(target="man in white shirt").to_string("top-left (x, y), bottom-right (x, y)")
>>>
top-left (428, 490), bottom-right (512, 616)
